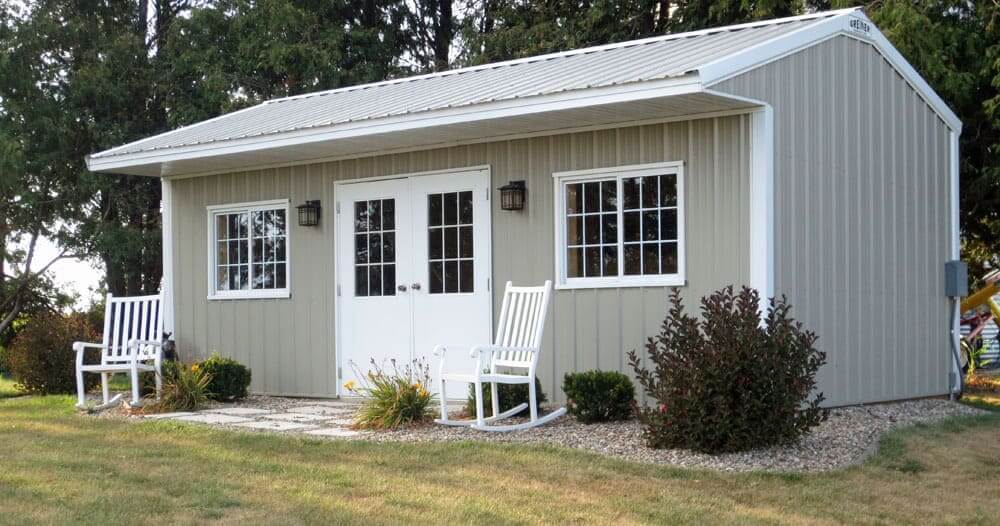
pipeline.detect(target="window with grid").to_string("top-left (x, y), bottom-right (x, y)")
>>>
top-left (210, 201), bottom-right (289, 298)
top-left (555, 162), bottom-right (684, 288)
top-left (354, 199), bottom-right (396, 297)
top-left (428, 191), bottom-right (474, 294)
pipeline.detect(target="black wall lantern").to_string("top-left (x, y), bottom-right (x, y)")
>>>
top-left (498, 180), bottom-right (526, 211)
top-left (297, 200), bottom-right (321, 226)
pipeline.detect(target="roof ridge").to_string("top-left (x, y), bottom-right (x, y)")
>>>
top-left (264, 8), bottom-right (858, 106)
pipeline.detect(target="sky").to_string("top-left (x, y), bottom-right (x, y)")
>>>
top-left (33, 236), bottom-right (103, 307)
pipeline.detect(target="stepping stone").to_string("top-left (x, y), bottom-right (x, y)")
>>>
top-left (143, 412), bottom-right (196, 419)
top-left (308, 400), bottom-right (356, 408)
top-left (304, 427), bottom-right (362, 438)
top-left (326, 417), bottom-right (356, 427)
top-left (175, 414), bottom-right (252, 425)
top-left (262, 412), bottom-right (332, 423)
top-left (205, 407), bottom-right (272, 416)
top-left (289, 405), bottom-right (355, 416)
top-left (232, 420), bottom-right (318, 432)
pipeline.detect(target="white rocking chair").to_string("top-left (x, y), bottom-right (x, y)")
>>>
top-left (434, 280), bottom-right (566, 431)
top-left (74, 293), bottom-right (164, 410)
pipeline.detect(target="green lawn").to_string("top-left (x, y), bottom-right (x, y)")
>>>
top-left (0, 374), bottom-right (21, 399)
top-left (1, 395), bottom-right (998, 525)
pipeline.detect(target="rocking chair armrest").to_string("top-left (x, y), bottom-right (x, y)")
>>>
top-left (73, 342), bottom-right (107, 365)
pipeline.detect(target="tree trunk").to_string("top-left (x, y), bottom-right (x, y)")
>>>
top-left (433, 0), bottom-right (452, 71)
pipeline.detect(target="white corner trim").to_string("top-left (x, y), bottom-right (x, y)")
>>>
top-left (161, 178), bottom-right (175, 335)
top-left (949, 131), bottom-right (960, 259)
top-left (551, 161), bottom-right (687, 290)
top-left (701, 10), bottom-right (962, 133)
top-left (205, 199), bottom-right (292, 301)
top-left (749, 107), bottom-right (775, 303)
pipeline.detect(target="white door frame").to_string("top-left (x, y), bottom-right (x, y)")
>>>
top-left (333, 165), bottom-right (493, 397)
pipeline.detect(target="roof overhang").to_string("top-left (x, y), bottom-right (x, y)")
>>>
top-left (87, 77), bottom-right (760, 178)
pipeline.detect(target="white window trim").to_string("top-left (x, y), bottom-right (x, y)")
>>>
top-left (206, 198), bottom-right (291, 300)
top-left (552, 161), bottom-right (686, 290)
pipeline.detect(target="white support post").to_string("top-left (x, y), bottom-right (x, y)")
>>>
top-left (749, 106), bottom-right (775, 305)
top-left (161, 178), bottom-right (175, 337)
top-left (949, 130), bottom-right (962, 394)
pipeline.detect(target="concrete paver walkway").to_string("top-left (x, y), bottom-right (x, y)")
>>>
top-left (143, 399), bottom-right (368, 437)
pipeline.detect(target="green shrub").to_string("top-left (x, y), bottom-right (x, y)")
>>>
top-left (628, 286), bottom-right (827, 453)
top-left (6, 312), bottom-right (100, 394)
top-left (466, 374), bottom-right (547, 416)
top-left (346, 358), bottom-right (434, 429)
top-left (563, 370), bottom-right (635, 423)
top-left (146, 361), bottom-right (211, 412)
top-left (196, 353), bottom-right (251, 401)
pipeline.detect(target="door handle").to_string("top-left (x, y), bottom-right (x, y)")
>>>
top-left (397, 285), bottom-right (408, 292)
top-left (410, 283), bottom-right (421, 291)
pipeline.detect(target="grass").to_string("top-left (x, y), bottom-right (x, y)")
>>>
top-left (0, 374), bottom-right (22, 399)
top-left (0, 394), bottom-right (997, 524)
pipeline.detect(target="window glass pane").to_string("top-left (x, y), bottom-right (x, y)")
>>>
top-left (217, 216), bottom-right (228, 240)
top-left (584, 247), bottom-right (601, 277)
top-left (261, 264), bottom-right (275, 289)
top-left (217, 242), bottom-right (228, 266)
top-left (641, 176), bottom-right (658, 208)
top-left (623, 178), bottom-right (640, 210)
top-left (624, 244), bottom-right (641, 275)
top-left (660, 175), bottom-right (677, 207)
top-left (355, 265), bottom-right (368, 296)
top-left (661, 209), bottom-right (678, 240)
top-left (661, 243), bottom-right (678, 274)
top-left (642, 243), bottom-right (659, 275)
top-left (369, 201), bottom-right (382, 231)
top-left (383, 264), bottom-right (396, 295)
top-left (368, 265), bottom-right (383, 297)
top-left (429, 228), bottom-right (443, 260)
top-left (444, 227), bottom-right (458, 259)
top-left (429, 262), bottom-right (444, 293)
top-left (273, 209), bottom-right (286, 233)
top-left (228, 241), bottom-right (240, 265)
top-left (355, 234), bottom-right (368, 264)
top-left (253, 237), bottom-right (264, 263)
top-left (443, 193), bottom-right (458, 225)
top-left (252, 264), bottom-right (264, 288)
top-left (602, 247), bottom-right (617, 277)
top-left (445, 260), bottom-right (459, 293)
top-left (567, 247), bottom-right (583, 278)
top-left (567, 217), bottom-right (582, 246)
top-left (217, 267), bottom-right (229, 291)
top-left (566, 184), bottom-right (582, 214)
top-left (355, 201), bottom-right (369, 232)
top-left (428, 194), bottom-right (442, 227)
top-left (229, 267), bottom-right (239, 290)
top-left (383, 232), bottom-right (395, 263)
top-left (382, 199), bottom-right (395, 231)
top-left (623, 212), bottom-right (640, 242)
top-left (459, 226), bottom-right (473, 258)
top-left (275, 238), bottom-right (286, 263)
top-left (601, 213), bottom-right (617, 243)
top-left (368, 233), bottom-right (382, 263)
top-left (584, 182), bottom-right (600, 213)
top-left (459, 260), bottom-right (473, 293)
top-left (275, 263), bottom-right (286, 289)
top-left (601, 181), bottom-right (617, 211)
top-left (643, 211), bottom-right (659, 241)
top-left (584, 215), bottom-right (600, 245)
top-left (459, 191), bottom-right (473, 224)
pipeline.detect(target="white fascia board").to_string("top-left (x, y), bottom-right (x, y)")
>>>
top-left (700, 10), bottom-right (962, 133)
top-left (86, 77), bottom-right (703, 175)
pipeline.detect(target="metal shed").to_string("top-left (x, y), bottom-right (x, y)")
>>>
top-left (88, 8), bottom-right (961, 406)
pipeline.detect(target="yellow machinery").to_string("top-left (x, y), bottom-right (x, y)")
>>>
top-left (960, 269), bottom-right (1000, 372)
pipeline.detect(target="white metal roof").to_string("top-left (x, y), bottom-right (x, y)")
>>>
top-left (87, 8), bottom-right (961, 177)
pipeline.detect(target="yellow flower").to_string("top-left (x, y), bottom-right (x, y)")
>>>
top-left (343, 380), bottom-right (357, 392)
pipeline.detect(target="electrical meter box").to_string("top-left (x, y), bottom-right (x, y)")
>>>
top-left (944, 260), bottom-right (968, 298)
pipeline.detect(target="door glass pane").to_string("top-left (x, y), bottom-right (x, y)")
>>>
top-left (428, 191), bottom-right (473, 294)
top-left (354, 198), bottom-right (395, 297)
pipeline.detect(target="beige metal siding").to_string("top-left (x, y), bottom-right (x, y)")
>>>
top-left (171, 115), bottom-right (751, 399)
top-left (714, 35), bottom-right (953, 405)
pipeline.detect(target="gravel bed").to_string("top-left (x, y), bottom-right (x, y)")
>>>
top-left (85, 392), bottom-right (986, 473)
top-left (366, 398), bottom-right (985, 472)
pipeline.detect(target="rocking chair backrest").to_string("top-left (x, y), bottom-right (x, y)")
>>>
top-left (101, 293), bottom-right (163, 364)
top-left (491, 280), bottom-right (552, 371)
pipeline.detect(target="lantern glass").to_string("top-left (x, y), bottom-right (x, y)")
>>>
top-left (297, 200), bottom-right (321, 226)
top-left (499, 181), bottom-right (526, 211)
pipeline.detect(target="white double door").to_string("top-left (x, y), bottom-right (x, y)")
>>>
top-left (337, 169), bottom-right (492, 398)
